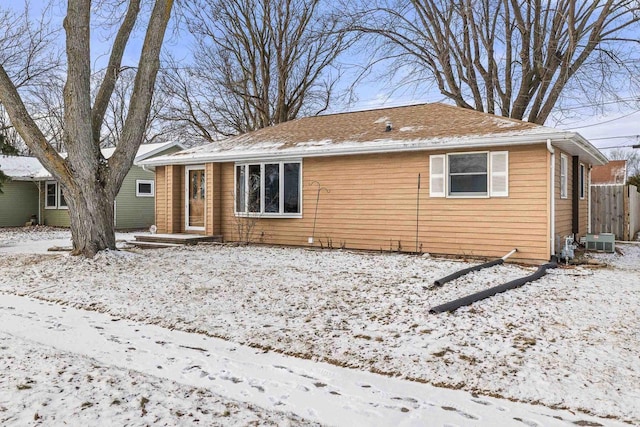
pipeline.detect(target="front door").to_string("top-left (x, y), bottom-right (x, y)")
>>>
top-left (186, 167), bottom-right (205, 230)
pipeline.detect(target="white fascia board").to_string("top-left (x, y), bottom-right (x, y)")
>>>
top-left (133, 141), bottom-right (187, 164)
top-left (556, 132), bottom-right (608, 166)
top-left (139, 132), bottom-right (602, 166)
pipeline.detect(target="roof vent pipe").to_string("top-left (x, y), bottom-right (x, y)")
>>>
top-left (385, 121), bottom-right (392, 132)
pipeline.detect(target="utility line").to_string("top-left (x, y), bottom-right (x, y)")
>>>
top-left (565, 109), bottom-right (640, 130)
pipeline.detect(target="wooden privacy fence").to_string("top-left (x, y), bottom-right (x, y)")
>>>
top-left (591, 184), bottom-right (640, 240)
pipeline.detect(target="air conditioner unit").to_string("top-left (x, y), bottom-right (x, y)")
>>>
top-left (585, 233), bottom-right (615, 253)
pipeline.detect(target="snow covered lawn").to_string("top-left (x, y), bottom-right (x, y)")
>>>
top-left (1, 227), bottom-right (639, 424)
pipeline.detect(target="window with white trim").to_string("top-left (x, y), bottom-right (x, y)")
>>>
top-left (235, 161), bottom-right (301, 216)
top-left (448, 152), bottom-right (488, 196)
top-left (579, 163), bottom-right (586, 199)
top-left (560, 154), bottom-right (568, 199)
top-left (429, 151), bottom-right (508, 198)
top-left (136, 179), bottom-right (155, 197)
top-left (58, 185), bottom-right (68, 209)
top-left (45, 181), bottom-right (57, 209)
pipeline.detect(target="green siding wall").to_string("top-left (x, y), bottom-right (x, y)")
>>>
top-left (8, 145), bottom-right (183, 230)
top-left (115, 166), bottom-right (156, 229)
top-left (0, 180), bottom-right (39, 227)
top-left (42, 205), bottom-right (71, 227)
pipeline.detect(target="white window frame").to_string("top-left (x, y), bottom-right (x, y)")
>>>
top-left (184, 165), bottom-right (206, 232)
top-left (430, 151), bottom-right (509, 199)
top-left (234, 160), bottom-right (303, 218)
top-left (560, 154), bottom-right (568, 199)
top-left (57, 184), bottom-right (68, 210)
top-left (579, 163), bottom-right (586, 200)
top-left (45, 181), bottom-right (58, 209)
top-left (447, 151), bottom-right (490, 198)
top-left (136, 179), bottom-right (155, 197)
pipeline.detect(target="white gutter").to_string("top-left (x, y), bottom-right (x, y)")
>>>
top-left (547, 139), bottom-right (555, 257)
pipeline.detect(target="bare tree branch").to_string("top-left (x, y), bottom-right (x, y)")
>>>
top-left (346, 0), bottom-right (640, 124)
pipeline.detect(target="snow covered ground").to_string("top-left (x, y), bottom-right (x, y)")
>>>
top-left (1, 227), bottom-right (639, 425)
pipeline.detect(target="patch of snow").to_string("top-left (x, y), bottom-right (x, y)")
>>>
top-left (485, 116), bottom-right (519, 128)
top-left (0, 295), bottom-right (626, 427)
top-left (1, 229), bottom-right (639, 424)
top-left (373, 116), bottom-right (390, 124)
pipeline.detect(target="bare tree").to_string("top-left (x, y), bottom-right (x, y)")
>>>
top-left (347, 0), bottom-right (640, 124)
top-left (607, 147), bottom-right (640, 176)
top-left (99, 67), bottom-right (171, 147)
top-left (0, 0), bottom-right (174, 257)
top-left (162, 0), bottom-right (353, 140)
top-left (0, 3), bottom-right (61, 152)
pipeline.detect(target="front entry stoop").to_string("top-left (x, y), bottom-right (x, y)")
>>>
top-left (127, 234), bottom-right (223, 249)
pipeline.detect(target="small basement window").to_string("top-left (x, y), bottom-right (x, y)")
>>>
top-left (136, 180), bottom-right (155, 197)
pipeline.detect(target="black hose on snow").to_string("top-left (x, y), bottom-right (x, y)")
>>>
top-left (429, 262), bottom-right (557, 314)
top-left (433, 258), bottom-right (504, 287)
top-left (432, 249), bottom-right (517, 288)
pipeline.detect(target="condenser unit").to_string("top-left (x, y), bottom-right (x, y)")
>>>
top-left (585, 233), bottom-right (616, 253)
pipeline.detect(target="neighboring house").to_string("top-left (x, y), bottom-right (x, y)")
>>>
top-left (0, 156), bottom-right (45, 227)
top-left (590, 160), bottom-right (640, 240)
top-left (591, 160), bottom-right (627, 185)
top-left (141, 103), bottom-right (607, 263)
top-left (0, 141), bottom-right (184, 229)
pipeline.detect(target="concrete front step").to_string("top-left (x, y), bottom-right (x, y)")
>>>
top-left (126, 240), bottom-right (183, 249)
top-left (133, 234), bottom-right (223, 245)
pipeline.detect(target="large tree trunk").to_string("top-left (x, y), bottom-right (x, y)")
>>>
top-left (63, 182), bottom-right (116, 256)
top-left (0, 0), bottom-right (173, 258)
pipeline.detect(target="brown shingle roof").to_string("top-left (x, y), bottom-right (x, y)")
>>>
top-left (591, 160), bottom-right (627, 184)
top-left (225, 103), bottom-right (540, 147)
top-left (142, 102), bottom-right (608, 166)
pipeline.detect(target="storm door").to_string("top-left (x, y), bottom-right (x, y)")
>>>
top-left (186, 167), bottom-right (205, 230)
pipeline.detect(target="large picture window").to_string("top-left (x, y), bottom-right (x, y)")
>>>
top-left (235, 161), bottom-right (302, 217)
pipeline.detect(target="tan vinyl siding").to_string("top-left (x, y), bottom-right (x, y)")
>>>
top-left (0, 180), bottom-right (39, 227)
top-left (114, 166), bottom-right (155, 229)
top-left (163, 165), bottom-right (183, 233)
top-left (155, 166), bottom-right (167, 231)
top-left (579, 165), bottom-right (589, 236)
top-left (205, 163), bottom-right (222, 235)
top-left (213, 144), bottom-right (551, 262)
top-left (555, 151), bottom-right (573, 252)
top-left (156, 165), bottom-right (184, 234)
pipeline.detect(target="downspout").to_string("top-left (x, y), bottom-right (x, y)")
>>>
top-left (37, 180), bottom-right (41, 225)
top-left (547, 139), bottom-right (555, 258)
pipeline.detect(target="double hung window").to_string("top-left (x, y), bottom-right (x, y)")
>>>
top-left (430, 151), bottom-right (508, 198)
